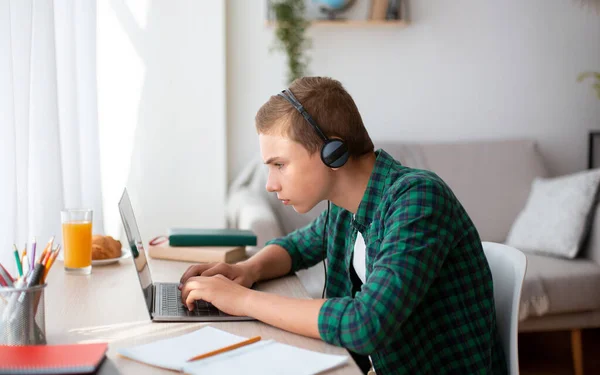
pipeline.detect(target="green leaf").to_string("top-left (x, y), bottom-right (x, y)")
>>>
top-left (270, 0), bottom-right (311, 84)
top-left (577, 71), bottom-right (600, 100)
top-left (577, 72), bottom-right (593, 82)
top-left (593, 83), bottom-right (600, 99)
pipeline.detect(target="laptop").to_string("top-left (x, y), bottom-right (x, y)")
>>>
top-left (118, 188), bottom-right (255, 322)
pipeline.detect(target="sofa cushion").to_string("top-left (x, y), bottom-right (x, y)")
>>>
top-left (376, 139), bottom-right (548, 242)
top-left (523, 253), bottom-right (600, 317)
top-left (506, 169), bottom-right (600, 259)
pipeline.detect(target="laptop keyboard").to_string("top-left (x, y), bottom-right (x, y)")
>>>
top-left (158, 283), bottom-right (230, 317)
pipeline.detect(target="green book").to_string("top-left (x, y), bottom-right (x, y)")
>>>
top-left (167, 228), bottom-right (257, 247)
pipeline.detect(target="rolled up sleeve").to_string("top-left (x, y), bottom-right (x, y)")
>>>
top-left (265, 209), bottom-right (327, 272)
top-left (318, 179), bottom-right (456, 354)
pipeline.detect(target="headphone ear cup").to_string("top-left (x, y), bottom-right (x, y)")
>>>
top-left (321, 139), bottom-right (349, 168)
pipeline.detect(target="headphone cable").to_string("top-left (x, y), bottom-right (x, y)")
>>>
top-left (321, 200), bottom-right (330, 299)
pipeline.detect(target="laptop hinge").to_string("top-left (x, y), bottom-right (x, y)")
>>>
top-left (151, 284), bottom-right (156, 317)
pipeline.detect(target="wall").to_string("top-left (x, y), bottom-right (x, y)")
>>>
top-left (227, 0), bottom-right (600, 184)
top-left (98, 1), bottom-right (226, 242)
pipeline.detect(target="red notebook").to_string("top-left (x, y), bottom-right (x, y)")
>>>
top-left (0, 343), bottom-right (108, 374)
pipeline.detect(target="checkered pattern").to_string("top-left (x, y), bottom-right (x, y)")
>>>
top-left (267, 150), bottom-right (507, 375)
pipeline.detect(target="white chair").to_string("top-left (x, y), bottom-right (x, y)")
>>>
top-left (482, 241), bottom-right (527, 375)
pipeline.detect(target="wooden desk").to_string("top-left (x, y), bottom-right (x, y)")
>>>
top-left (45, 256), bottom-right (362, 374)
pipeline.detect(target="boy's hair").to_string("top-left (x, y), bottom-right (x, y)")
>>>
top-left (255, 77), bottom-right (374, 159)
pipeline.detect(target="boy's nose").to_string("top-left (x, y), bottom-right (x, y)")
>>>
top-left (266, 181), bottom-right (281, 193)
top-left (266, 175), bottom-right (281, 193)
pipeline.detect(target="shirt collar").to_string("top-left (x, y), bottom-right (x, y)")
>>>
top-left (353, 149), bottom-right (399, 232)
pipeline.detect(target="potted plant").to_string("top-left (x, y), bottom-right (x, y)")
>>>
top-left (578, 72), bottom-right (600, 100)
top-left (269, 0), bottom-right (311, 84)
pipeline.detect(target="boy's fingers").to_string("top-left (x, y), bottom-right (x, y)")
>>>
top-left (179, 264), bottom-right (214, 286)
top-left (186, 290), bottom-right (204, 311)
top-left (180, 278), bottom-right (203, 305)
top-left (179, 265), bottom-right (200, 284)
top-left (201, 263), bottom-right (235, 279)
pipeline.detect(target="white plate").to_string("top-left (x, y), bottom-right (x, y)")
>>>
top-left (92, 248), bottom-right (132, 266)
top-left (57, 248), bottom-right (131, 266)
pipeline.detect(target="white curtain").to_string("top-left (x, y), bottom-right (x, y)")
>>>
top-left (0, 0), bottom-right (103, 275)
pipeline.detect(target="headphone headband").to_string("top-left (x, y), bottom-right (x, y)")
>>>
top-left (278, 90), bottom-right (328, 141)
top-left (276, 88), bottom-right (349, 168)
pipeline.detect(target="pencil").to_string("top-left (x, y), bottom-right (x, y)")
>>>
top-left (41, 250), bottom-right (50, 266)
top-left (31, 237), bottom-right (37, 271)
top-left (21, 256), bottom-right (29, 278)
top-left (39, 236), bottom-right (54, 261)
top-left (21, 244), bottom-right (27, 265)
top-left (13, 246), bottom-right (23, 277)
top-left (48, 235), bottom-right (54, 254)
top-left (187, 336), bottom-right (261, 362)
top-left (42, 247), bottom-right (60, 283)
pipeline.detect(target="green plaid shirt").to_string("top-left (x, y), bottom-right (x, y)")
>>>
top-left (267, 149), bottom-right (507, 375)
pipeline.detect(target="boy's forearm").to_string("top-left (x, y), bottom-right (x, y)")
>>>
top-left (243, 290), bottom-right (324, 339)
top-left (238, 245), bottom-right (324, 339)
top-left (239, 244), bottom-right (293, 283)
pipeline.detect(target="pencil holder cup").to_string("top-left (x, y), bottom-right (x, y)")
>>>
top-left (0, 283), bottom-right (47, 345)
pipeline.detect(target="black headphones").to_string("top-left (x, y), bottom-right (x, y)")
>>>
top-left (278, 89), bottom-right (349, 168)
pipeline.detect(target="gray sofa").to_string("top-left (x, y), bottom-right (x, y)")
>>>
top-left (226, 139), bottom-right (600, 374)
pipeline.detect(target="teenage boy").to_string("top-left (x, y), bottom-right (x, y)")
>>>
top-left (180, 77), bottom-right (507, 374)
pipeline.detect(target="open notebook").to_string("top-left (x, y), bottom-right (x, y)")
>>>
top-left (118, 326), bottom-right (348, 375)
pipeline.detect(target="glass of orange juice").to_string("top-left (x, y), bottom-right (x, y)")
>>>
top-left (61, 209), bottom-right (93, 275)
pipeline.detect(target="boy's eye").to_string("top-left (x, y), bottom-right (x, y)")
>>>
top-left (274, 163), bottom-right (284, 169)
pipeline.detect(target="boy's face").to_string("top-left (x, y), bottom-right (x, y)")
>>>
top-left (259, 132), bottom-right (331, 214)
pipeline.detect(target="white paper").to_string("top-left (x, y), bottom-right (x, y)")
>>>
top-left (118, 326), bottom-right (348, 374)
top-left (117, 326), bottom-right (248, 370)
top-left (183, 339), bottom-right (348, 375)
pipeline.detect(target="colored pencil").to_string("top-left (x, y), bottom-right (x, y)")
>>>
top-left (13, 245), bottom-right (23, 277)
top-left (30, 237), bottom-right (37, 271)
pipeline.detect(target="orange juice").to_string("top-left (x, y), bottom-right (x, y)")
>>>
top-left (62, 221), bottom-right (92, 268)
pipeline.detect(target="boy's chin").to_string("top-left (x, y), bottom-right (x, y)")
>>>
top-left (291, 202), bottom-right (319, 214)
top-left (291, 204), bottom-right (310, 214)
top-left (291, 205), bottom-right (305, 214)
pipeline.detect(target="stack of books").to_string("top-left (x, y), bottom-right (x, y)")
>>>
top-left (148, 228), bottom-right (257, 264)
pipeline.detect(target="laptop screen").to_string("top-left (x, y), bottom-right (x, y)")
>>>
top-left (118, 188), bottom-right (153, 315)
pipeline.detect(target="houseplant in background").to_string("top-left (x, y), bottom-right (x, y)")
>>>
top-left (575, 0), bottom-right (599, 99)
top-left (270, 0), bottom-right (311, 84)
top-left (578, 71), bottom-right (600, 100)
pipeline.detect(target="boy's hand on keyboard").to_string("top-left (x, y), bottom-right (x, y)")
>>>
top-left (180, 274), bottom-right (253, 317)
top-left (179, 263), bottom-right (257, 290)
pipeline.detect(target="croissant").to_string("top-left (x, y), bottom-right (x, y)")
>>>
top-left (92, 235), bottom-right (122, 260)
